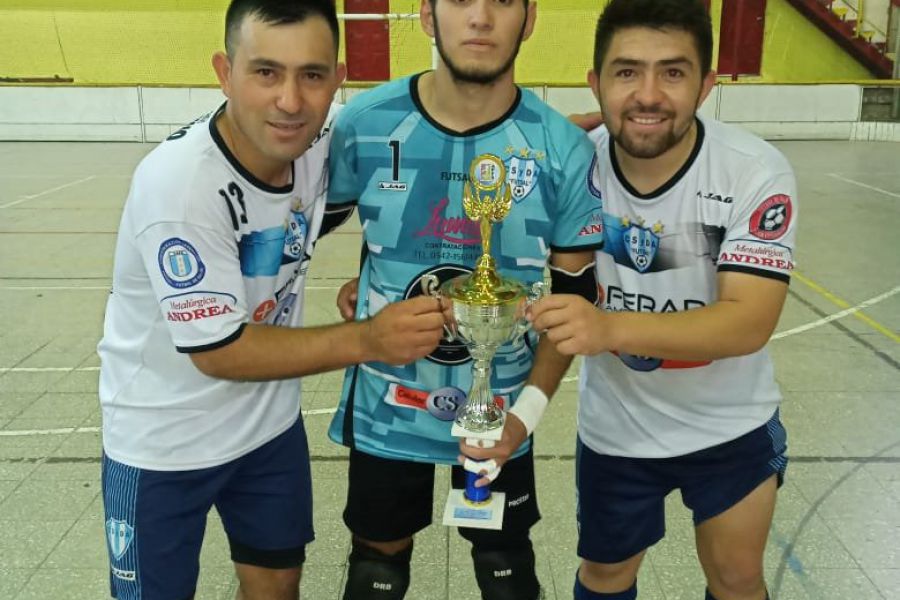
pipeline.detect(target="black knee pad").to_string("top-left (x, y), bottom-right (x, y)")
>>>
top-left (342, 539), bottom-right (412, 600)
top-left (471, 540), bottom-right (541, 600)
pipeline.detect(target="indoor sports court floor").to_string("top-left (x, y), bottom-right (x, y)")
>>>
top-left (0, 139), bottom-right (897, 599)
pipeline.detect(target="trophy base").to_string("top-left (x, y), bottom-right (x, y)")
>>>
top-left (451, 421), bottom-right (504, 441)
top-left (442, 489), bottom-right (505, 530)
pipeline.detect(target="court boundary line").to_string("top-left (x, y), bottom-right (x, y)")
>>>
top-left (0, 175), bottom-right (96, 209)
top-left (827, 173), bottom-right (900, 199)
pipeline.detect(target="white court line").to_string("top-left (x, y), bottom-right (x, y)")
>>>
top-left (6, 285), bottom-right (892, 374)
top-left (0, 285), bottom-right (343, 291)
top-left (0, 407), bottom-right (338, 437)
top-left (0, 175), bottom-right (97, 209)
top-left (0, 366), bottom-right (99, 374)
top-left (827, 173), bottom-right (900, 199)
top-left (772, 285), bottom-right (900, 340)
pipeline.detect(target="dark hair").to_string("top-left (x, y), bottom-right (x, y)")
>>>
top-left (594, 0), bottom-right (713, 75)
top-left (225, 0), bottom-right (339, 57)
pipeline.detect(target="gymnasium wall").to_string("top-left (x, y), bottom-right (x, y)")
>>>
top-left (0, 0), bottom-right (881, 86)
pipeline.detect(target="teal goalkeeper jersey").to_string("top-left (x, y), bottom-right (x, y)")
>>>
top-left (327, 74), bottom-right (604, 464)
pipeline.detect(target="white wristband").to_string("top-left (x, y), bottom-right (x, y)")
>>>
top-left (508, 385), bottom-right (549, 437)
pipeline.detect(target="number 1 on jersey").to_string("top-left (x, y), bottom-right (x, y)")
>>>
top-left (388, 140), bottom-right (401, 182)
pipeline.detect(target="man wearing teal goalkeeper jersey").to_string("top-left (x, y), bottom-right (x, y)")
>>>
top-left (323, 1), bottom-right (606, 598)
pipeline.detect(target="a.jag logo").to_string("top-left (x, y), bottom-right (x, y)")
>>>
top-left (622, 217), bottom-right (662, 273)
top-left (506, 157), bottom-right (540, 202)
top-left (158, 238), bottom-right (206, 288)
top-left (106, 518), bottom-right (135, 560)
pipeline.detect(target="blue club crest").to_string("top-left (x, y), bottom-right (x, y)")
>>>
top-left (623, 221), bottom-right (660, 273)
top-left (283, 210), bottom-right (309, 260)
top-left (506, 157), bottom-right (540, 202)
top-left (106, 518), bottom-right (135, 561)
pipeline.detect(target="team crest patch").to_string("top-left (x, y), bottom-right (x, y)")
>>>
top-left (158, 238), bottom-right (206, 289)
top-left (106, 518), bottom-right (135, 560)
top-left (283, 208), bottom-right (309, 260)
top-left (506, 157), bottom-right (540, 202)
top-left (750, 194), bottom-right (792, 240)
top-left (622, 217), bottom-right (663, 273)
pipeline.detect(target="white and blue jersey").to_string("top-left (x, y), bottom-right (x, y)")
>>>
top-left (327, 74), bottom-right (604, 464)
top-left (98, 103), bottom-right (337, 471)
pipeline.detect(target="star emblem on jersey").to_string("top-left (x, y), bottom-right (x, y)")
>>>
top-left (283, 208), bottom-right (309, 261)
top-left (622, 216), bottom-right (661, 273)
top-left (505, 156), bottom-right (541, 202)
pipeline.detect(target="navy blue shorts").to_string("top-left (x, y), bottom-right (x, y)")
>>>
top-left (576, 410), bottom-right (787, 564)
top-left (102, 418), bottom-right (314, 600)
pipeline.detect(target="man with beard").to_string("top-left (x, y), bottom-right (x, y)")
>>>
top-left (528, 1), bottom-right (797, 599)
top-left (324, 0), bottom-right (605, 598)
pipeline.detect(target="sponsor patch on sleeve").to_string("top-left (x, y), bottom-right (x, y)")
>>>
top-left (158, 238), bottom-right (206, 288)
top-left (162, 292), bottom-right (237, 323)
top-left (749, 194), bottom-right (792, 240)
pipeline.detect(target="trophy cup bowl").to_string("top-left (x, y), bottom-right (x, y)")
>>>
top-left (422, 272), bottom-right (544, 434)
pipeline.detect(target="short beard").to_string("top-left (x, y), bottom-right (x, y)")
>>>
top-left (432, 16), bottom-right (526, 85)
top-left (608, 98), bottom-right (700, 160)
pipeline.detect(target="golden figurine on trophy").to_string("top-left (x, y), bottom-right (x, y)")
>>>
top-left (422, 153), bottom-right (544, 530)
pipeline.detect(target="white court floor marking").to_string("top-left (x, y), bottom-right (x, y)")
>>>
top-left (827, 173), bottom-right (900, 199)
top-left (0, 408), bottom-right (338, 437)
top-left (771, 285), bottom-right (900, 340)
top-left (3, 287), bottom-right (895, 428)
top-left (0, 175), bottom-right (97, 209)
top-left (0, 285), bottom-right (343, 291)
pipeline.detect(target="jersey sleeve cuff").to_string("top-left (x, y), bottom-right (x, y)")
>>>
top-left (549, 241), bottom-right (605, 253)
top-left (717, 264), bottom-right (790, 284)
top-left (176, 322), bottom-right (247, 353)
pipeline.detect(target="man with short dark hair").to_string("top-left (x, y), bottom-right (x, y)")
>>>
top-left (98, 2), bottom-right (445, 598)
top-left (326, 0), bottom-right (605, 598)
top-left (529, 1), bottom-right (797, 599)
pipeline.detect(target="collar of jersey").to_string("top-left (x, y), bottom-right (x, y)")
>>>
top-left (609, 117), bottom-right (705, 201)
top-left (209, 103), bottom-right (295, 195)
top-left (410, 72), bottom-right (522, 137)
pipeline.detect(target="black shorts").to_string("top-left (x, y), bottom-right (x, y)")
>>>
top-left (344, 447), bottom-right (541, 545)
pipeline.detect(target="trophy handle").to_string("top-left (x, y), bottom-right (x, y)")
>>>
top-left (515, 281), bottom-right (546, 337)
top-left (420, 274), bottom-right (457, 342)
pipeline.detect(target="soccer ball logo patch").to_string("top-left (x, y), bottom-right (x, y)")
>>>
top-left (750, 194), bottom-right (792, 240)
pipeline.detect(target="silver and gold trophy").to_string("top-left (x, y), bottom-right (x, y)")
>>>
top-left (422, 154), bottom-right (544, 530)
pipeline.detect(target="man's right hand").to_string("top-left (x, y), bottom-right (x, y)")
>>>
top-left (337, 277), bottom-right (359, 321)
top-left (362, 295), bottom-right (445, 365)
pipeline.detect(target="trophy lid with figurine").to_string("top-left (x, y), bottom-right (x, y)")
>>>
top-left (441, 154), bottom-right (528, 307)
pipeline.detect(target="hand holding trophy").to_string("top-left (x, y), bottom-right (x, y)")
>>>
top-left (422, 154), bottom-right (544, 530)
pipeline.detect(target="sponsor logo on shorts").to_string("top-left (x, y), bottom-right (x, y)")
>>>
top-left (749, 194), bottom-right (792, 240)
top-left (111, 566), bottom-right (136, 581)
top-left (158, 238), bottom-right (206, 289)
